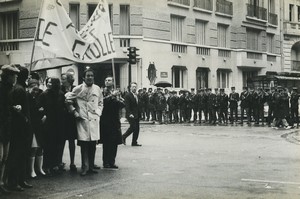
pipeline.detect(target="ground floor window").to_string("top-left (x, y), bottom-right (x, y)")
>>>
top-left (196, 68), bottom-right (209, 89)
top-left (172, 66), bottom-right (186, 88)
top-left (217, 69), bottom-right (231, 88)
top-left (242, 70), bottom-right (258, 87)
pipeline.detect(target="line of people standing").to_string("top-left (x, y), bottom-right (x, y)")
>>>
top-left (137, 86), bottom-right (299, 128)
top-left (0, 65), bottom-right (128, 195)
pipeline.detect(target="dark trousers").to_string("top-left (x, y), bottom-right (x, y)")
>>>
top-left (209, 107), bottom-right (216, 123)
top-left (230, 106), bottom-right (238, 123)
top-left (198, 107), bottom-right (205, 122)
top-left (291, 106), bottom-right (299, 126)
top-left (102, 142), bottom-right (118, 166)
top-left (170, 109), bottom-right (179, 123)
top-left (80, 141), bottom-right (96, 171)
top-left (254, 105), bottom-right (264, 124)
top-left (192, 108), bottom-right (198, 122)
top-left (123, 118), bottom-right (140, 145)
top-left (240, 107), bottom-right (250, 124)
top-left (267, 105), bottom-right (274, 125)
top-left (179, 109), bottom-right (185, 122)
top-left (6, 136), bottom-right (30, 187)
top-left (220, 107), bottom-right (228, 123)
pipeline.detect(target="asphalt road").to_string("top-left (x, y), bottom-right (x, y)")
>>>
top-left (2, 123), bottom-right (300, 199)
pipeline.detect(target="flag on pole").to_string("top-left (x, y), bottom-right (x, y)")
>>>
top-left (32, 0), bottom-right (116, 70)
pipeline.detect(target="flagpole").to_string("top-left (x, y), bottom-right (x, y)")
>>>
top-left (112, 58), bottom-right (116, 89)
top-left (29, 0), bottom-right (44, 75)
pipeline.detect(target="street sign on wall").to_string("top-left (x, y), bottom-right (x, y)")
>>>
top-left (160, 72), bottom-right (168, 78)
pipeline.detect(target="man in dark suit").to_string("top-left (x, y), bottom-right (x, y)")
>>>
top-left (100, 77), bottom-right (125, 169)
top-left (122, 82), bottom-right (142, 146)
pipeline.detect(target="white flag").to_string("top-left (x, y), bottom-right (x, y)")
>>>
top-left (34, 0), bottom-right (116, 67)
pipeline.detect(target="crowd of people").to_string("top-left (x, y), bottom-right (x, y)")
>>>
top-left (135, 86), bottom-right (299, 129)
top-left (0, 65), bottom-right (129, 195)
top-left (0, 64), bottom-right (299, 195)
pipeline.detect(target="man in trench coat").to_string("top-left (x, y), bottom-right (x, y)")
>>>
top-left (68, 68), bottom-right (103, 176)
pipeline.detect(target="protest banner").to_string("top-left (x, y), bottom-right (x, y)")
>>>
top-left (31, 0), bottom-right (116, 71)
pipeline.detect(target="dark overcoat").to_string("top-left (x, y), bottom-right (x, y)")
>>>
top-left (100, 91), bottom-right (125, 145)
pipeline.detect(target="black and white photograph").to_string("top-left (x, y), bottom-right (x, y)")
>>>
top-left (0, 0), bottom-right (300, 198)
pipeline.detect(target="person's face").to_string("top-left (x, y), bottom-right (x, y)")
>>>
top-left (7, 73), bottom-right (18, 85)
top-left (84, 71), bottom-right (94, 86)
top-left (130, 83), bottom-right (137, 93)
top-left (61, 74), bottom-right (69, 87)
top-left (105, 77), bottom-right (113, 87)
top-left (46, 78), bottom-right (52, 89)
top-left (232, 89), bottom-right (235, 93)
top-left (30, 85), bottom-right (39, 96)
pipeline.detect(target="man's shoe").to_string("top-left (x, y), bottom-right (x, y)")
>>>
top-left (131, 143), bottom-right (142, 146)
top-left (93, 164), bottom-right (101, 170)
top-left (0, 185), bottom-right (11, 194)
top-left (8, 185), bottom-right (24, 192)
top-left (80, 170), bottom-right (88, 176)
top-left (70, 164), bottom-right (77, 172)
top-left (19, 181), bottom-right (33, 189)
top-left (88, 169), bottom-right (98, 174)
top-left (110, 164), bottom-right (119, 169)
top-left (103, 164), bottom-right (119, 169)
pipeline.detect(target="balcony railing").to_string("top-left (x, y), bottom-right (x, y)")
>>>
top-left (120, 39), bottom-right (130, 47)
top-left (267, 55), bottom-right (276, 62)
top-left (268, 12), bottom-right (278, 25)
top-left (292, 61), bottom-right (300, 71)
top-left (196, 47), bottom-right (210, 55)
top-left (246, 3), bottom-right (267, 21)
top-left (194, 0), bottom-right (212, 11)
top-left (172, 44), bottom-right (187, 53)
top-left (0, 40), bottom-right (19, 51)
top-left (247, 52), bottom-right (262, 60)
top-left (216, 0), bottom-right (233, 15)
top-left (218, 49), bottom-right (231, 57)
top-left (168, 0), bottom-right (190, 6)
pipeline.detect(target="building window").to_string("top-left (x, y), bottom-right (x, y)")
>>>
top-left (172, 66), bottom-right (186, 88)
top-left (246, 28), bottom-right (260, 51)
top-left (120, 5), bottom-right (130, 35)
top-left (217, 69), bottom-right (230, 88)
top-left (195, 20), bottom-right (206, 45)
top-left (0, 11), bottom-right (19, 51)
top-left (194, 0), bottom-right (213, 11)
top-left (290, 4), bottom-right (294, 22)
top-left (267, 33), bottom-right (274, 53)
top-left (242, 71), bottom-right (258, 87)
top-left (268, 0), bottom-right (275, 13)
top-left (88, 4), bottom-right (97, 20)
top-left (0, 11), bottom-right (18, 40)
top-left (109, 4), bottom-right (113, 28)
top-left (171, 15), bottom-right (184, 42)
top-left (196, 68), bottom-right (209, 89)
top-left (217, 24), bottom-right (227, 48)
top-left (69, 3), bottom-right (80, 30)
top-left (298, 6), bottom-right (300, 22)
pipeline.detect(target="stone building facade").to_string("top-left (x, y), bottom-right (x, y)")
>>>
top-left (0, 0), bottom-right (287, 92)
